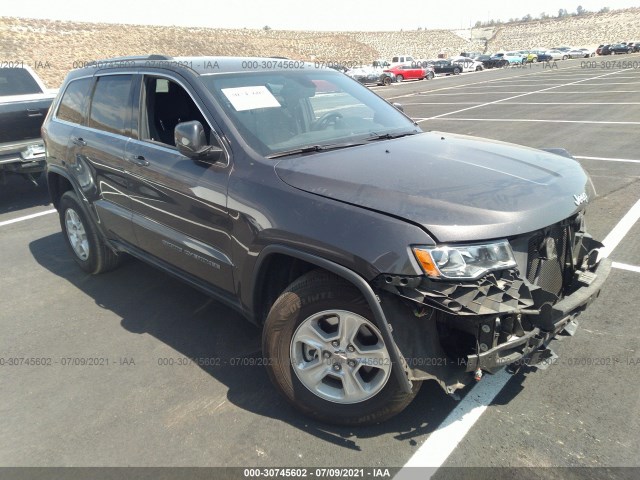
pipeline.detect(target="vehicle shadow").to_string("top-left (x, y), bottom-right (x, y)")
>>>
top-left (30, 232), bottom-right (473, 450)
top-left (0, 174), bottom-right (49, 214)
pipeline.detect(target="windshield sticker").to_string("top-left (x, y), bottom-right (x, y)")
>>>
top-left (221, 86), bottom-right (281, 111)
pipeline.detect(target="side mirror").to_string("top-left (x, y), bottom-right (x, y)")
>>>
top-left (175, 121), bottom-right (223, 162)
top-left (392, 103), bottom-right (404, 112)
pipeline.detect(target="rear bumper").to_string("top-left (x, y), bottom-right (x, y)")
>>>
top-left (466, 257), bottom-right (611, 373)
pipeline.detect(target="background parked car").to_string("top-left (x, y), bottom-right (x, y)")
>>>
top-left (390, 55), bottom-right (414, 66)
top-left (531, 50), bottom-right (553, 62)
top-left (597, 44), bottom-right (612, 55)
top-left (609, 43), bottom-right (632, 54)
top-left (579, 47), bottom-right (596, 57)
top-left (427, 59), bottom-right (462, 75)
top-left (383, 64), bottom-right (429, 82)
top-left (566, 48), bottom-right (586, 59)
top-left (450, 56), bottom-right (484, 72)
top-left (502, 52), bottom-right (527, 64)
top-left (474, 54), bottom-right (508, 68)
top-left (346, 65), bottom-right (396, 86)
top-left (517, 50), bottom-right (538, 62)
top-left (545, 49), bottom-right (568, 60)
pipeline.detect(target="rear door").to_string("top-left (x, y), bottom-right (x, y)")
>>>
top-left (124, 73), bottom-right (234, 293)
top-left (72, 72), bottom-right (137, 245)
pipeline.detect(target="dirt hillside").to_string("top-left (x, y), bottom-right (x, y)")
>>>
top-left (2, 10), bottom-right (639, 88)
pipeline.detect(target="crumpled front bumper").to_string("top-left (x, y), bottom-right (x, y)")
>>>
top-left (376, 247), bottom-right (611, 393)
top-left (467, 256), bottom-right (610, 372)
top-left (450, 257), bottom-right (610, 373)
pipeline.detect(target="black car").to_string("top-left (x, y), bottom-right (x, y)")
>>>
top-left (474, 55), bottom-right (508, 68)
top-left (42, 55), bottom-right (610, 426)
top-left (609, 43), bottom-right (632, 54)
top-left (426, 59), bottom-right (462, 75)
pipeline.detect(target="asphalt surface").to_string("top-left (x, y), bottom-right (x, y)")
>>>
top-left (1, 56), bottom-right (639, 477)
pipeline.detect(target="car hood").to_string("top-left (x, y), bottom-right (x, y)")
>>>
top-left (274, 132), bottom-right (594, 243)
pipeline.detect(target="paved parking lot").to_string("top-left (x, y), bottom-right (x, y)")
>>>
top-left (1, 57), bottom-right (639, 479)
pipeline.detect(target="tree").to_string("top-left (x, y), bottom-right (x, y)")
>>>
top-left (599, 7), bottom-right (610, 13)
top-left (558, 8), bottom-right (567, 17)
top-left (474, 20), bottom-right (482, 28)
top-left (576, 5), bottom-right (585, 15)
top-left (263, 25), bottom-right (271, 31)
top-left (540, 11), bottom-right (549, 19)
top-left (522, 13), bottom-right (532, 22)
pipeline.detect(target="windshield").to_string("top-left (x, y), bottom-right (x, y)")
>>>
top-left (201, 70), bottom-right (419, 157)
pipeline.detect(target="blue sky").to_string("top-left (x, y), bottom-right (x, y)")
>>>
top-left (3, 0), bottom-right (639, 30)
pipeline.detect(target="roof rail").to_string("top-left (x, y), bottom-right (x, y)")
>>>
top-left (83, 55), bottom-right (173, 67)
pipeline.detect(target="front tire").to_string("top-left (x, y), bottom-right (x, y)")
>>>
top-left (396, 74), bottom-right (404, 82)
top-left (262, 270), bottom-right (421, 426)
top-left (59, 190), bottom-right (121, 274)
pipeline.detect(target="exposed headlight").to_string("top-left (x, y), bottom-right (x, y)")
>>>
top-left (413, 240), bottom-right (517, 280)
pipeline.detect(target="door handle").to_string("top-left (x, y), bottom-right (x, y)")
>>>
top-left (128, 154), bottom-right (149, 167)
top-left (27, 109), bottom-right (43, 117)
top-left (71, 137), bottom-right (86, 146)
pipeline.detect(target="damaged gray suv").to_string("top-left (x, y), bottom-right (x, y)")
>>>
top-left (42, 56), bottom-right (610, 425)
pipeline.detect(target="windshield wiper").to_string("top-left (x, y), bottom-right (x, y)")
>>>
top-left (267, 142), bottom-right (365, 159)
top-left (366, 131), bottom-right (418, 142)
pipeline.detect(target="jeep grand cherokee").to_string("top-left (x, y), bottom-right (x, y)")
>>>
top-left (42, 55), bottom-right (610, 425)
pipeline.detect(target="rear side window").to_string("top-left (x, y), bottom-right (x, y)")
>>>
top-left (88, 75), bottom-right (133, 136)
top-left (0, 68), bottom-right (43, 96)
top-left (56, 77), bottom-right (92, 124)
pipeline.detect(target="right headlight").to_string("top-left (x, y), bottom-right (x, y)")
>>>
top-left (413, 240), bottom-right (517, 280)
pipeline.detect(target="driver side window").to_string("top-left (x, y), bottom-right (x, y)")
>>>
top-left (140, 76), bottom-right (216, 149)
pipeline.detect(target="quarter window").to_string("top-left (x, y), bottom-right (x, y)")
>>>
top-left (88, 75), bottom-right (133, 136)
top-left (56, 77), bottom-right (92, 125)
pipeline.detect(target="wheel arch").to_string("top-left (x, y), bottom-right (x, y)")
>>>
top-left (46, 166), bottom-right (75, 210)
top-left (251, 244), bottom-right (413, 393)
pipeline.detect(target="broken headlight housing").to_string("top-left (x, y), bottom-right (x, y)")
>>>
top-left (413, 240), bottom-right (517, 280)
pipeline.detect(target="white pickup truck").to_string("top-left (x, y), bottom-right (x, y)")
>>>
top-left (0, 66), bottom-right (56, 185)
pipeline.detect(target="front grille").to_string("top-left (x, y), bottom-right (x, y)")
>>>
top-left (526, 223), bottom-right (570, 297)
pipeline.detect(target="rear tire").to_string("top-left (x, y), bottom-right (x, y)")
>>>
top-left (59, 190), bottom-right (121, 274)
top-left (262, 270), bottom-right (421, 426)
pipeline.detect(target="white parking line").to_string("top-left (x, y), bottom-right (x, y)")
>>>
top-left (498, 102), bottom-right (640, 105)
top-left (600, 198), bottom-right (640, 259)
top-left (386, 65), bottom-right (578, 101)
top-left (612, 262), bottom-right (640, 273)
top-left (0, 209), bottom-right (56, 227)
top-left (574, 155), bottom-right (640, 164)
top-left (413, 90), bottom-right (640, 95)
top-left (418, 68), bottom-right (633, 122)
top-left (428, 118), bottom-right (640, 125)
top-left (395, 369), bottom-right (513, 478)
top-left (404, 102), bottom-right (640, 106)
top-left (397, 197), bottom-right (640, 478)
